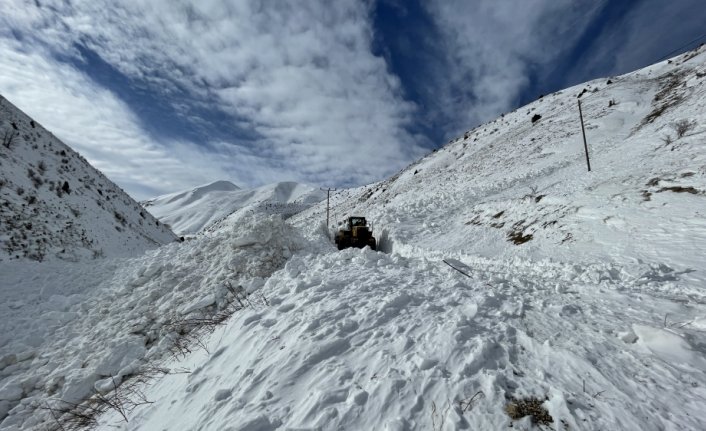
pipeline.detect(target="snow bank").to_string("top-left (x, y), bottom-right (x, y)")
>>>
top-left (632, 324), bottom-right (706, 370)
top-left (0, 214), bottom-right (304, 429)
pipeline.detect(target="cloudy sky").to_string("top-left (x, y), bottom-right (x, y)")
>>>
top-left (1, 0), bottom-right (705, 199)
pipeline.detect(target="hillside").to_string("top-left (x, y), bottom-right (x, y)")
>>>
top-left (293, 46), bottom-right (706, 271)
top-left (0, 96), bottom-right (178, 261)
top-left (142, 180), bottom-right (326, 235)
top-left (1, 47), bottom-right (706, 430)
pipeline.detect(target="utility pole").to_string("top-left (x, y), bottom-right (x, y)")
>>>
top-left (577, 98), bottom-right (592, 172)
top-left (320, 187), bottom-right (336, 228)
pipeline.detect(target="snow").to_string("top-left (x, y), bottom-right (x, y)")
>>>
top-left (632, 325), bottom-right (706, 370)
top-left (2, 46), bottom-right (706, 430)
top-left (96, 247), bottom-right (706, 430)
top-left (0, 213), bottom-right (307, 429)
top-left (142, 180), bottom-right (326, 235)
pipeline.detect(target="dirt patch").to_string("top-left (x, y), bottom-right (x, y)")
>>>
top-left (542, 220), bottom-right (558, 228)
top-left (658, 186), bottom-right (700, 194)
top-left (466, 202), bottom-right (575, 245)
top-left (465, 216), bottom-right (481, 226)
top-left (639, 70), bottom-right (689, 127)
top-left (508, 230), bottom-right (533, 245)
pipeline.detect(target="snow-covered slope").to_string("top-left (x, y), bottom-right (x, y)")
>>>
top-left (2, 47), bottom-right (706, 431)
top-left (0, 96), bottom-right (178, 261)
top-left (142, 180), bottom-right (326, 235)
top-left (294, 46), bottom-right (706, 271)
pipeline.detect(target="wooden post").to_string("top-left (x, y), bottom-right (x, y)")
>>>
top-left (578, 99), bottom-right (591, 172)
top-left (320, 187), bottom-right (336, 228)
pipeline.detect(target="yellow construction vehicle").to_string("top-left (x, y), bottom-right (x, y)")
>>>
top-left (335, 216), bottom-right (376, 250)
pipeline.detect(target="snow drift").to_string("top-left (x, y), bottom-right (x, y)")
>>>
top-left (0, 214), bottom-right (306, 429)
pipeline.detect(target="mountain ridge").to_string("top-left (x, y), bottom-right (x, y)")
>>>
top-left (0, 95), bottom-right (178, 262)
top-left (142, 180), bottom-right (326, 235)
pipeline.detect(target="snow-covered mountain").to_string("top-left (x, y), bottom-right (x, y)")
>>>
top-left (142, 180), bottom-right (326, 235)
top-left (296, 48), bottom-right (706, 271)
top-left (2, 46), bottom-right (706, 430)
top-left (0, 96), bottom-right (178, 261)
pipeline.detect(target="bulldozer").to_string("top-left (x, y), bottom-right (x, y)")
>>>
top-left (335, 216), bottom-right (376, 251)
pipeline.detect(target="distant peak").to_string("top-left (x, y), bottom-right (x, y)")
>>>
top-left (195, 180), bottom-right (240, 191)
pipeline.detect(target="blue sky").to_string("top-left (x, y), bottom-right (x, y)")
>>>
top-left (1, 0), bottom-right (705, 199)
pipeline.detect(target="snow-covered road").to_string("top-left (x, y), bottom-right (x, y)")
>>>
top-left (1, 210), bottom-right (705, 430)
top-left (94, 234), bottom-right (706, 430)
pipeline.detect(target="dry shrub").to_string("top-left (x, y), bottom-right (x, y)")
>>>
top-left (673, 119), bottom-right (695, 138)
top-left (505, 397), bottom-right (553, 425)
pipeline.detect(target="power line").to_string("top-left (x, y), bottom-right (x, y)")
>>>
top-left (656, 32), bottom-right (706, 62)
top-left (578, 30), bottom-right (706, 103)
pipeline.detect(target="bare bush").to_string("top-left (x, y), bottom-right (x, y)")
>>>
top-left (673, 119), bottom-right (695, 138)
top-left (2, 129), bottom-right (17, 149)
top-left (28, 168), bottom-right (43, 188)
top-left (459, 391), bottom-right (485, 413)
top-left (661, 135), bottom-right (673, 147)
top-left (164, 282), bottom-right (268, 358)
top-left (522, 185), bottom-right (545, 202)
top-left (43, 281), bottom-right (264, 429)
top-left (431, 400), bottom-right (452, 431)
top-left (524, 185), bottom-right (539, 199)
top-left (43, 400), bottom-right (99, 430)
top-left (43, 367), bottom-right (173, 430)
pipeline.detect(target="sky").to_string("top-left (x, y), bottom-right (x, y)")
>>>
top-left (1, 0), bottom-right (705, 200)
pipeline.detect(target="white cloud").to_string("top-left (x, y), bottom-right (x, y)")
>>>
top-left (8, 0), bottom-right (683, 200)
top-left (0, 38), bottom-right (237, 200)
top-left (1, 0), bottom-right (428, 198)
top-left (423, 1), bottom-right (605, 133)
top-left (569, 0), bottom-right (706, 81)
